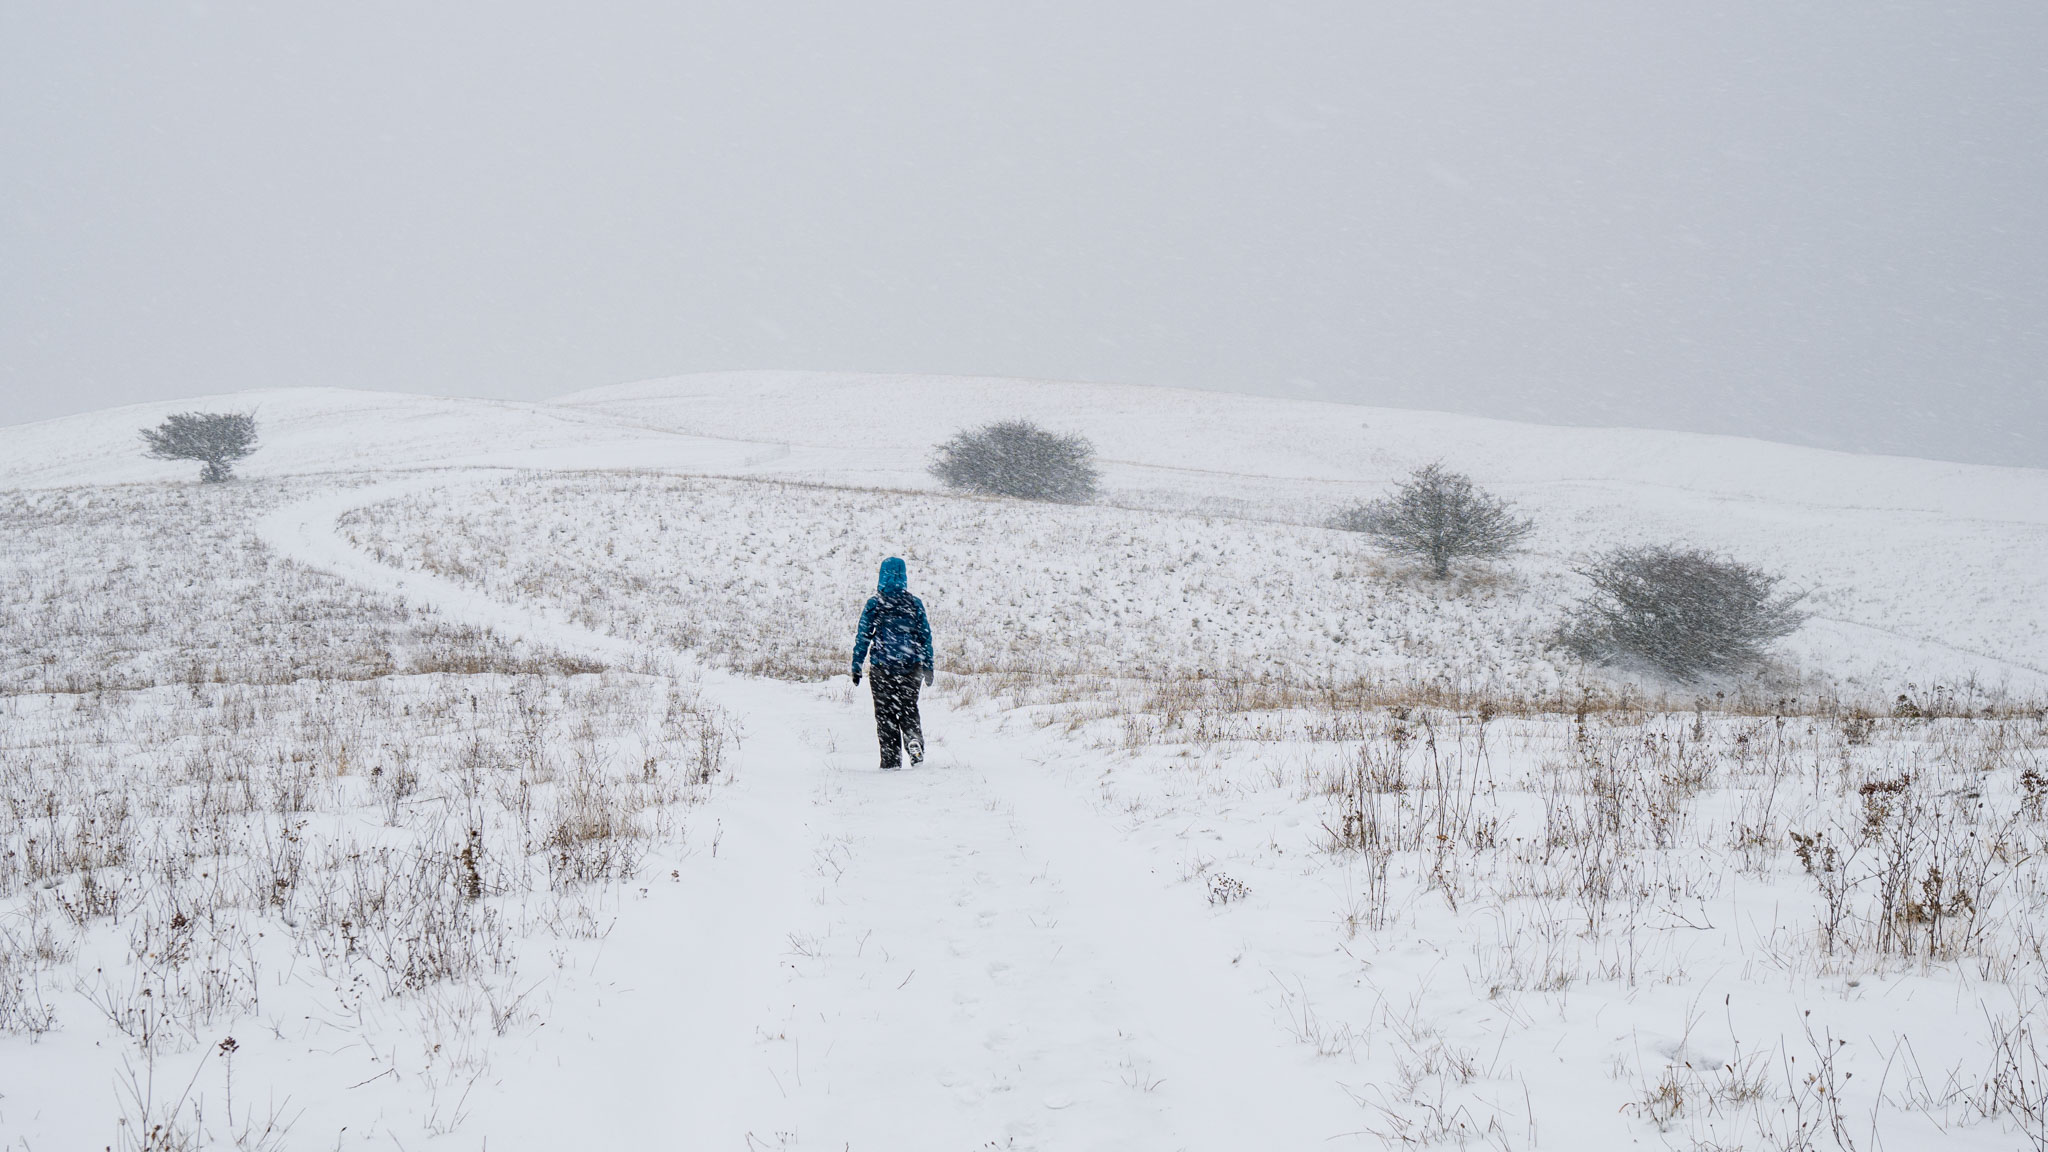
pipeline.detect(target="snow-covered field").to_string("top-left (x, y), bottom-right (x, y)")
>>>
top-left (3, 372), bottom-right (2046, 1150)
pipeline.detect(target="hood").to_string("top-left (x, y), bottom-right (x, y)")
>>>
top-left (877, 556), bottom-right (908, 593)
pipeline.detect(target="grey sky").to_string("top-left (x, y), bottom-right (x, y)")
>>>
top-left (5, 2), bottom-right (2045, 465)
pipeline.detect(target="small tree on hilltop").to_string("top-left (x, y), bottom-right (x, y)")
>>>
top-left (929, 420), bottom-right (1098, 503)
top-left (1563, 544), bottom-right (1808, 682)
top-left (1333, 462), bottom-right (1532, 579)
top-left (141, 411), bottom-right (259, 482)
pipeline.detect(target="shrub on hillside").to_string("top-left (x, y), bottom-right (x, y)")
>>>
top-left (929, 420), bottom-right (1098, 503)
top-left (1563, 545), bottom-right (1807, 682)
top-left (140, 411), bottom-right (259, 482)
top-left (1332, 463), bottom-right (1531, 579)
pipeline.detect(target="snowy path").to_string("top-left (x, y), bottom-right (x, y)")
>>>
top-left (260, 471), bottom-right (1369, 1150)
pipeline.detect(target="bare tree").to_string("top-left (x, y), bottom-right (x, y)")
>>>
top-left (1563, 544), bottom-right (1808, 682)
top-left (929, 420), bottom-right (1098, 503)
top-left (1333, 463), bottom-right (1532, 578)
top-left (139, 411), bottom-right (259, 482)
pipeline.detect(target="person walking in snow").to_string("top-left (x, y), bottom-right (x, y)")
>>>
top-left (850, 556), bottom-right (934, 770)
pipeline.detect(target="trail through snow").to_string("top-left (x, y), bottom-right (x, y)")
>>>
top-left (260, 470), bottom-right (1368, 1149)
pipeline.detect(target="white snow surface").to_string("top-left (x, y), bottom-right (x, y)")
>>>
top-left (3, 372), bottom-right (2047, 1150)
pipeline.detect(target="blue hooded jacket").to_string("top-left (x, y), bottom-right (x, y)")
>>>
top-left (852, 557), bottom-right (933, 673)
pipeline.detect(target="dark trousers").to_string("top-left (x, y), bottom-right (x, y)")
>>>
top-left (870, 668), bottom-right (924, 767)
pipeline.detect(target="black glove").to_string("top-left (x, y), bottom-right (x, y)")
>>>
top-left (850, 665), bottom-right (862, 686)
top-left (921, 664), bottom-right (934, 687)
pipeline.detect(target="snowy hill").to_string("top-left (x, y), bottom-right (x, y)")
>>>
top-left (8, 372), bottom-right (2044, 693)
top-left (3, 374), bottom-right (2047, 1150)
top-left (562, 371), bottom-right (2048, 525)
top-left (0, 386), bottom-right (782, 488)
top-left (12, 371), bottom-right (2044, 522)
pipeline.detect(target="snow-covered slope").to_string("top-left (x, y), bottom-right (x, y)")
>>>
top-left (7, 372), bottom-right (2046, 691)
top-left (0, 386), bottom-right (774, 488)
top-left (561, 370), bottom-right (2048, 524)
top-left (14, 371), bottom-right (2040, 524)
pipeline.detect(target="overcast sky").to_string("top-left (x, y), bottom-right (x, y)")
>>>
top-left (5, 3), bottom-right (2045, 465)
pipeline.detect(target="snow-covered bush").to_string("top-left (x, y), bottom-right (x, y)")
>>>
top-left (929, 420), bottom-right (1098, 503)
top-left (1563, 544), bottom-right (1807, 681)
top-left (1331, 463), bottom-right (1531, 579)
top-left (139, 411), bottom-right (258, 482)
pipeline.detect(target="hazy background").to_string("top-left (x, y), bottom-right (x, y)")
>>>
top-left (5, 2), bottom-right (2045, 466)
